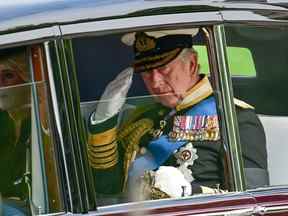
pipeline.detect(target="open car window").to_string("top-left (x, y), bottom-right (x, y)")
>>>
top-left (73, 25), bottom-right (271, 209)
top-left (75, 27), bottom-right (237, 206)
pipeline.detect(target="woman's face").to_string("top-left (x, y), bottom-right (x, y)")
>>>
top-left (0, 64), bottom-right (25, 87)
top-left (0, 63), bottom-right (29, 111)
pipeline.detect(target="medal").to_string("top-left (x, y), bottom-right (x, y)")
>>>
top-left (169, 114), bottom-right (220, 141)
top-left (174, 142), bottom-right (198, 182)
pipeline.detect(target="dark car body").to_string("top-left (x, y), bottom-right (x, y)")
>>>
top-left (0, 0), bottom-right (288, 215)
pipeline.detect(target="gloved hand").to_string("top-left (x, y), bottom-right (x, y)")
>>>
top-left (91, 67), bottom-right (133, 124)
top-left (153, 166), bottom-right (192, 198)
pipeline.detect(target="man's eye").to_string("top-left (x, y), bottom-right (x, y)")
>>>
top-left (159, 67), bottom-right (170, 74)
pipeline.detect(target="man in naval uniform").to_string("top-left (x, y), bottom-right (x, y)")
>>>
top-left (87, 29), bottom-right (268, 200)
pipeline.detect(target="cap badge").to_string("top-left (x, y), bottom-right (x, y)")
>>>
top-left (135, 32), bottom-right (156, 53)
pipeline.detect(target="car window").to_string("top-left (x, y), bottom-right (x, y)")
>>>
top-left (74, 27), bottom-right (241, 207)
top-left (0, 46), bottom-right (64, 215)
top-left (225, 25), bottom-right (288, 189)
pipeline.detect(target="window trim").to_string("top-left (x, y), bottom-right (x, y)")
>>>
top-left (213, 24), bottom-right (246, 191)
top-left (60, 11), bottom-right (222, 39)
top-left (0, 26), bottom-right (60, 50)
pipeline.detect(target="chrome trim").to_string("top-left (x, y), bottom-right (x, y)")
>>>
top-left (38, 212), bottom-right (67, 216)
top-left (89, 191), bottom-right (255, 215)
top-left (0, 26), bottom-right (60, 49)
top-left (60, 12), bottom-right (222, 38)
top-left (0, 1), bottom-right (287, 33)
top-left (28, 48), bottom-right (49, 213)
top-left (52, 38), bottom-right (91, 212)
top-left (62, 39), bottom-right (97, 209)
top-left (188, 207), bottom-right (255, 216)
top-left (90, 207), bottom-right (256, 216)
top-left (213, 25), bottom-right (245, 191)
top-left (265, 205), bottom-right (288, 214)
top-left (221, 10), bottom-right (288, 24)
top-left (44, 41), bottom-right (74, 211)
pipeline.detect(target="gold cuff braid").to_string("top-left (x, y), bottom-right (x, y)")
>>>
top-left (88, 154), bottom-right (118, 169)
top-left (88, 150), bottom-right (118, 169)
top-left (88, 127), bottom-right (117, 145)
top-left (88, 143), bottom-right (117, 158)
top-left (88, 152), bottom-right (118, 164)
top-left (88, 127), bottom-right (118, 169)
top-left (88, 140), bottom-right (117, 153)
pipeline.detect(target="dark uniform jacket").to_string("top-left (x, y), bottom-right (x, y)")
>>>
top-left (88, 76), bottom-right (268, 196)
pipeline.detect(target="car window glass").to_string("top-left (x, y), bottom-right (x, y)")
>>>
top-left (0, 47), bottom-right (32, 215)
top-left (0, 46), bottom-right (64, 215)
top-left (225, 25), bottom-right (288, 189)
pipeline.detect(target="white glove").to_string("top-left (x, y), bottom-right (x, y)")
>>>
top-left (91, 67), bottom-right (133, 124)
top-left (154, 166), bottom-right (192, 198)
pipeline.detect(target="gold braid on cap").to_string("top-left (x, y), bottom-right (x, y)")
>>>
top-left (133, 48), bottom-right (181, 73)
top-left (118, 118), bottom-right (154, 191)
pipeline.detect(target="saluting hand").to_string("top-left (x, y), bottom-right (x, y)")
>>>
top-left (91, 67), bottom-right (133, 124)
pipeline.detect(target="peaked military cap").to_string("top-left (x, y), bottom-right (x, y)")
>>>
top-left (121, 28), bottom-right (199, 73)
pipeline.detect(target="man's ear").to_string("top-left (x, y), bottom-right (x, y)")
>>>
top-left (189, 52), bottom-right (198, 75)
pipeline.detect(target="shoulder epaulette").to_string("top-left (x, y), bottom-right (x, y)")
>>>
top-left (233, 98), bottom-right (254, 109)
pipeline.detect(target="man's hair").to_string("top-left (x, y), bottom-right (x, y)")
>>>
top-left (177, 48), bottom-right (197, 63)
top-left (177, 47), bottom-right (201, 75)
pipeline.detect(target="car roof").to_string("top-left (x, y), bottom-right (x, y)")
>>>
top-left (0, 0), bottom-right (287, 34)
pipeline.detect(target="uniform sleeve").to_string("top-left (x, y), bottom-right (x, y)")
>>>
top-left (236, 107), bottom-right (269, 188)
top-left (87, 113), bottom-right (124, 194)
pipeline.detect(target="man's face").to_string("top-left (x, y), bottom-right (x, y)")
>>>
top-left (141, 52), bottom-right (199, 108)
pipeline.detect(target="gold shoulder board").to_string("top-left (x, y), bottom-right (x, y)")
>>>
top-left (233, 98), bottom-right (254, 109)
